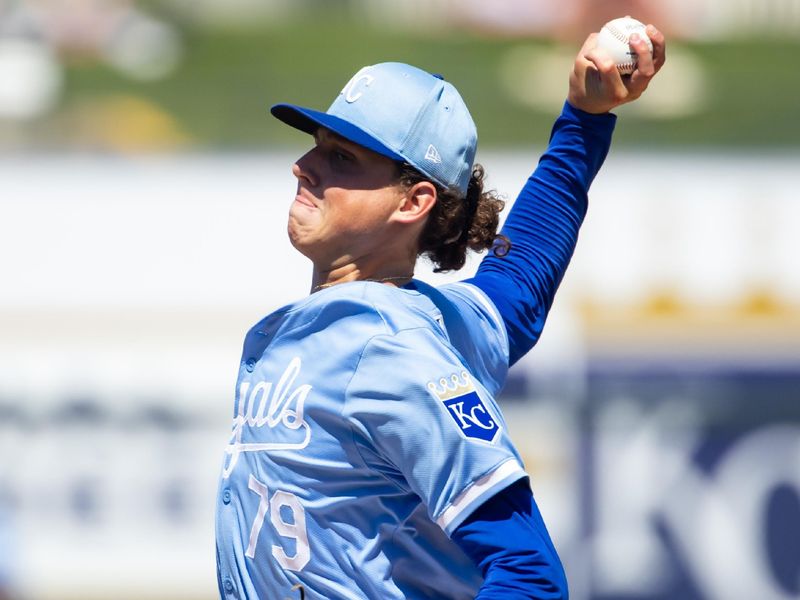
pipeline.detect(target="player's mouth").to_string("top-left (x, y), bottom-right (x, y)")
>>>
top-left (293, 193), bottom-right (317, 209)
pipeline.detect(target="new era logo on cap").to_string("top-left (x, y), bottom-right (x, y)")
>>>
top-left (425, 144), bottom-right (442, 164)
top-left (270, 62), bottom-right (478, 196)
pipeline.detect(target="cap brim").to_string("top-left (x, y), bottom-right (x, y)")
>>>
top-left (271, 103), bottom-right (406, 164)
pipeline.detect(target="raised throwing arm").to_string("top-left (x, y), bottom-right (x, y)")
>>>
top-left (467, 25), bottom-right (666, 366)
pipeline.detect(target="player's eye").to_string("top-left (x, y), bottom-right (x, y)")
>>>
top-left (330, 149), bottom-right (354, 164)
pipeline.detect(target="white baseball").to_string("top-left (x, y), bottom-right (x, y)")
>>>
top-left (596, 16), bottom-right (653, 75)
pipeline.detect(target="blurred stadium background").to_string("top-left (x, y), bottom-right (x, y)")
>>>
top-left (1, 1), bottom-right (799, 599)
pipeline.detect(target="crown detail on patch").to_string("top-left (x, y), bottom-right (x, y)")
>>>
top-left (427, 371), bottom-right (473, 401)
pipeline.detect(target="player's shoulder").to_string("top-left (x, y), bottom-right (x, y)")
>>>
top-left (412, 279), bottom-right (510, 394)
top-left (415, 280), bottom-right (507, 344)
top-left (282, 280), bottom-right (441, 336)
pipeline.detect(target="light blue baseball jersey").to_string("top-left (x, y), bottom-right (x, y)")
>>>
top-left (215, 280), bottom-right (527, 599)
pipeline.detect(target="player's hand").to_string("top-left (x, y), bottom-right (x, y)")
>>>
top-left (567, 24), bottom-right (666, 115)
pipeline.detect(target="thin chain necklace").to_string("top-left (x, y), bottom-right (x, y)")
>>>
top-left (312, 274), bottom-right (414, 293)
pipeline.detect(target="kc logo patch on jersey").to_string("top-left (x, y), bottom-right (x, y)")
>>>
top-left (427, 371), bottom-right (500, 443)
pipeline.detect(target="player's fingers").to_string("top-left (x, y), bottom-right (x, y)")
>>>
top-left (572, 33), bottom-right (598, 77)
top-left (583, 47), bottom-right (628, 102)
top-left (646, 24), bottom-right (667, 71)
top-left (630, 33), bottom-right (655, 77)
top-left (579, 32), bottom-right (599, 57)
top-left (582, 46), bottom-right (616, 76)
top-left (627, 32), bottom-right (655, 94)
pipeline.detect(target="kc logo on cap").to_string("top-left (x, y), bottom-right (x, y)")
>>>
top-left (342, 67), bottom-right (376, 104)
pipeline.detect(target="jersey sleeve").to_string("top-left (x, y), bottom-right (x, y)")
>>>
top-left (466, 101), bottom-right (617, 366)
top-left (343, 326), bottom-right (527, 536)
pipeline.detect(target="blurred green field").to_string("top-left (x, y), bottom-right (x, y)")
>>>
top-left (58, 14), bottom-right (800, 149)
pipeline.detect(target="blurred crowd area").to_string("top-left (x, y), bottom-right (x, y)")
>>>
top-left (0, 0), bottom-right (799, 149)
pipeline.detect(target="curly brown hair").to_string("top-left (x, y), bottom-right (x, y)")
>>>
top-left (397, 163), bottom-right (510, 272)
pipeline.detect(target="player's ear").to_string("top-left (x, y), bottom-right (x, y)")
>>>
top-left (394, 181), bottom-right (437, 224)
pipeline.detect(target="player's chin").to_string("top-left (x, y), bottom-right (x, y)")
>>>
top-left (286, 218), bottom-right (318, 258)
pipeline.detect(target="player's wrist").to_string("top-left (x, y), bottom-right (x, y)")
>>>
top-left (562, 99), bottom-right (618, 129)
top-left (565, 96), bottom-right (611, 115)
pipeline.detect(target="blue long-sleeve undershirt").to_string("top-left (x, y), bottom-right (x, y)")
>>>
top-left (466, 101), bottom-right (616, 366)
top-left (452, 479), bottom-right (568, 599)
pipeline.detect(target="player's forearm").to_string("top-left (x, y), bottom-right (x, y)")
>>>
top-left (469, 101), bottom-right (616, 365)
top-left (452, 479), bottom-right (569, 599)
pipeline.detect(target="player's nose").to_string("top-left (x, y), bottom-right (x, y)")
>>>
top-left (292, 149), bottom-right (319, 188)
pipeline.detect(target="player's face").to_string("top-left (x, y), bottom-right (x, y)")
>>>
top-left (288, 128), bottom-right (407, 266)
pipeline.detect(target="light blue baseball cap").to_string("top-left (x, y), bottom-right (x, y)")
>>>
top-left (271, 62), bottom-right (477, 196)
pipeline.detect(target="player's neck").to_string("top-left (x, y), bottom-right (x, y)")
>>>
top-left (311, 259), bottom-right (415, 294)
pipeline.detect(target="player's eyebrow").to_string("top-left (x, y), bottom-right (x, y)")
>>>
top-left (313, 130), bottom-right (369, 167)
top-left (315, 128), bottom-right (358, 152)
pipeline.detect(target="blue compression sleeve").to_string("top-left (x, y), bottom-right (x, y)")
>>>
top-left (452, 479), bottom-right (568, 599)
top-left (466, 102), bottom-right (616, 366)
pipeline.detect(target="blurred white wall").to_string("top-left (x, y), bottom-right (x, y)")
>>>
top-left (3, 150), bottom-right (797, 312)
